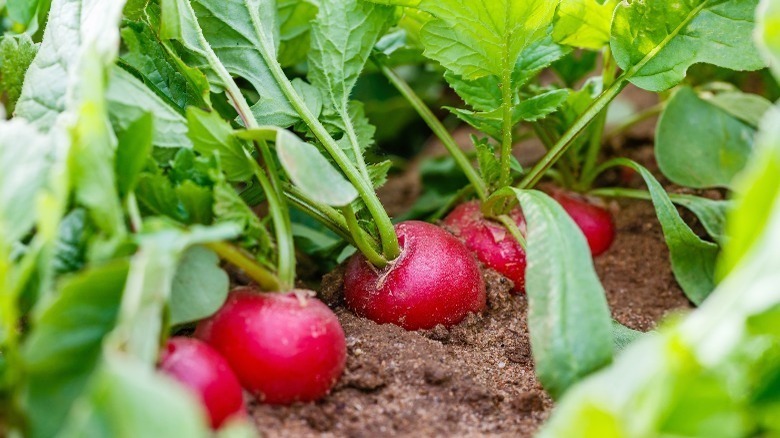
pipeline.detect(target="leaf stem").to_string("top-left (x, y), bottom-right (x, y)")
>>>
top-left (202, 41), bottom-right (295, 291)
top-left (206, 241), bottom-right (281, 291)
top-left (497, 214), bottom-right (526, 251)
top-left (519, 77), bottom-right (628, 189)
top-left (254, 36), bottom-right (400, 261)
top-left (343, 204), bottom-right (388, 268)
top-left (283, 183), bottom-right (383, 256)
top-left (373, 56), bottom-right (487, 200)
top-left (249, 143), bottom-right (296, 289)
top-left (579, 48), bottom-right (617, 190)
top-left (499, 41), bottom-right (515, 188)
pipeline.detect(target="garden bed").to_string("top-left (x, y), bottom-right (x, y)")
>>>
top-left (250, 145), bottom-right (693, 437)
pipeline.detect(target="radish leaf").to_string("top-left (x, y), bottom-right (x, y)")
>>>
top-left (656, 87), bottom-right (756, 189)
top-left (107, 66), bottom-right (193, 149)
top-left (21, 261), bottom-right (129, 438)
top-left (611, 0), bottom-right (765, 92)
top-left (553, 0), bottom-right (618, 50)
top-left (0, 34), bottom-right (37, 114)
top-left (276, 129), bottom-right (360, 207)
top-left (16, 0), bottom-right (126, 128)
top-left (618, 159), bottom-right (720, 305)
top-left (515, 188), bottom-right (614, 399)
top-left (169, 246), bottom-right (229, 325)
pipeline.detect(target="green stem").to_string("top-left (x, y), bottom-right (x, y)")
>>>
top-left (519, 77), bottom-right (628, 190)
top-left (374, 56), bottom-right (488, 200)
top-left (283, 183), bottom-right (382, 256)
top-left (207, 242), bottom-right (281, 291)
top-left (203, 41), bottom-right (295, 290)
top-left (343, 205), bottom-right (388, 268)
top-left (578, 48), bottom-right (618, 191)
top-left (499, 41), bottom-right (515, 188)
top-left (589, 187), bottom-right (653, 201)
top-left (254, 35), bottom-right (400, 261)
top-left (246, 152), bottom-right (295, 289)
top-left (342, 112), bottom-right (372, 182)
top-left (497, 214), bottom-right (527, 251)
top-left (578, 111), bottom-right (608, 191)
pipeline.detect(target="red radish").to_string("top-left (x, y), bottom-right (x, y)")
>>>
top-left (344, 220), bottom-right (486, 330)
top-left (549, 189), bottom-right (615, 256)
top-left (158, 337), bottom-right (245, 429)
top-left (443, 201), bottom-right (527, 293)
top-left (195, 289), bottom-right (346, 405)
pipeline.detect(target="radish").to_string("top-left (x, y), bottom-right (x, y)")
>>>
top-left (549, 189), bottom-right (615, 256)
top-left (158, 337), bottom-right (245, 429)
top-left (344, 220), bottom-right (486, 330)
top-left (195, 289), bottom-right (346, 405)
top-left (443, 201), bottom-right (527, 293)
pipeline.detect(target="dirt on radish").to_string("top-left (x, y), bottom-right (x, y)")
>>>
top-left (248, 146), bottom-right (693, 437)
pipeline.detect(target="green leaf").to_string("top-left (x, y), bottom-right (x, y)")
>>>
top-left (307, 0), bottom-right (391, 174)
top-left (444, 71), bottom-right (503, 112)
top-left (611, 321), bottom-right (643, 353)
top-left (447, 107), bottom-right (503, 140)
top-left (7, 0), bottom-right (44, 26)
top-left (116, 113), bottom-right (154, 198)
top-left (136, 174), bottom-right (213, 225)
top-left (276, 130), bottom-right (359, 207)
top-left (68, 59), bottom-right (125, 239)
top-left (367, 160), bottom-right (393, 189)
top-left (513, 89), bottom-right (569, 122)
top-left (52, 209), bottom-right (91, 276)
top-left (670, 194), bottom-right (730, 245)
top-left (707, 91), bottom-right (772, 129)
top-left (110, 223), bottom-right (239, 362)
top-left (213, 177), bottom-right (274, 255)
top-left (757, 0), bottom-right (780, 79)
top-left (15, 0), bottom-right (127, 129)
top-left (0, 34), bottom-right (38, 115)
top-left (620, 160), bottom-right (719, 305)
top-left (308, 0), bottom-right (392, 112)
top-left (161, 0), bottom-right (298, 127)
top-left (514, 188), bottom-right (614, 399)
top-left (399, 0), bottom-right (557, 81)
top-left (277, 0), bottom-right (319, 67)
top-left (187, 107), bottom-right (253, 182)
top-left (119, 19), bottom-right (210, 112)
top-left (0, 119), bottom-right (53, 245)
top-left (107, 66), bottom-right (193, 149)
top-left (512, 34), bottom-right (571, 88)
top-left (611, 0), bottom-right (765, 92)
top-left (61, 357), bottom-right (210, 437)
top-left (21, 261), bottom-right (129, 438)
top-left (169, 245), bottom-right (229, 325)
top-left (718, 108), bottom-right (780, 280)
top-left (656, 87), bottom-right (755, 189)
top-left (475, 138), bottom-right (501, 190)
top-left (553, 0), bottom-right (618, 50)
top-left (449, 89), bottom-right (568, 140)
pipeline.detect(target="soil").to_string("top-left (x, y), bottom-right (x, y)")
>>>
top-left (249, 91), bottom-right (696, 436)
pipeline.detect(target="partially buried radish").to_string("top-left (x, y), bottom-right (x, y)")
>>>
top-left (196, 289), bottom-right (346, 405)
top-left (344, 220), bottom-right (486, 330)
top-left (443, 201), bottom-right (527, 293)
top-left (548, 189), bottom-right (615, 256)
top-left (158, 337), bottom-right (245, 429)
